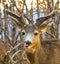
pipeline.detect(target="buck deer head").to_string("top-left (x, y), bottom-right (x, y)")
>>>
top-left (5, 9), bottom-right (56, 54)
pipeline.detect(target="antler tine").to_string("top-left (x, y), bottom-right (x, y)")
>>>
top-left (13, 2), bottom-right (34, 24)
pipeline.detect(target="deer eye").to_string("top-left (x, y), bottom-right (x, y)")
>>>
top-left (34, 32), bottom-right (38, 36)
top-left (22, 32), bottom-right (25, 35)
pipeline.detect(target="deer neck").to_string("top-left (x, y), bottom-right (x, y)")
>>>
top-left (26, 41), bottom-right (42, 64)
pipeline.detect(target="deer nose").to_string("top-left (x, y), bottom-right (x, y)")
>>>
top-left (25, 40), bottom-right (31, 46)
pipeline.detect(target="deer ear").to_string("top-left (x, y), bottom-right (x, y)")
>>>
top-left (39, 22), bottom-right (53, 33)
top-left (5, 9), bottom-right (25, 31)
top-left (36, 10), bottom-right (56, 27)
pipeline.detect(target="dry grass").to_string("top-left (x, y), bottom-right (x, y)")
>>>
top-left (0, 40), bottom-right (31, 64)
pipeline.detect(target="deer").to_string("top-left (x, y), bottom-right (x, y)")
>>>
top-left (0, 40), bottom-right (6, 63)
top-left (5, 9), bottom-right (60, 64)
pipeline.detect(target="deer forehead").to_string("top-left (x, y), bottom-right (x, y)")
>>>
top-left (22, 25), bottom-right (38, 33)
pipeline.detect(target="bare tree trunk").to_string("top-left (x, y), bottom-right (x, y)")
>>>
top-left (22, 0), bottom-right (28, 14)
top-left (55, 0), bottom-right (59, 10)
top-left (30, 4), bottom-right (33, 21)
top-left (46, 0), bottom-right (52, 12)
top-left (37, 0), bottom-right (40, 18)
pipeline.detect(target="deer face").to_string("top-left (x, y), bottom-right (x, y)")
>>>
top-left (5, 9), bottom-right (55, 53)
top-left (20, 25), bottom-right (40, 53)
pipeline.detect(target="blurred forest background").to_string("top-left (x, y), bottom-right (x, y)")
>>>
top-left (0, 0), bottom-right (60, 64)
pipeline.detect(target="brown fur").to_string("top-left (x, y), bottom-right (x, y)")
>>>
top-left (0, 40), bottom-right (6, 62)
top-left (27, 39), bottom-right (60, 64)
